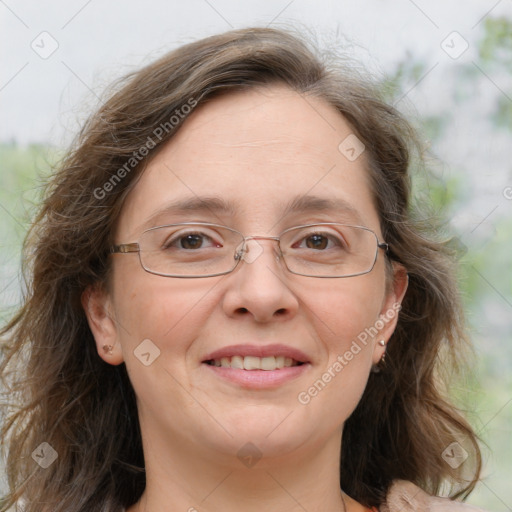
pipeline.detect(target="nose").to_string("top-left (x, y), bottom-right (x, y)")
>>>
top-left (222, 238), bottom-right (299, 323)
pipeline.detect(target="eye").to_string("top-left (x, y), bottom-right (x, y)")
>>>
top-left (304, 234), bottom-right (330, 250)
top-left (179, 233), bottom-right (207, 250)
top-left (164, 230), bottom-right (222, 250)
top-left (294, 231), bottom-right (346, 251)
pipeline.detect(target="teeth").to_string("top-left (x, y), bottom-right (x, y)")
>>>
top-left (210, 355), bottom-right (300, 370)
top-left (244, 356), bottom-right (261, 370)
top-left (261, 356), bottom-right (276, 370)
top-left (231, 355), bottom-right (244, 369)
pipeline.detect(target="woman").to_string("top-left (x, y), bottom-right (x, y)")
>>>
top-left (0, 28), bottom-right (485, 511)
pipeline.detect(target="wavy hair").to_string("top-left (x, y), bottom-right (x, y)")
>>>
top-left (0, 27), bottom-right (481, 511)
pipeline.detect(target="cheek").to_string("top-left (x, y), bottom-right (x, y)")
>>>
top-left (110, 270), bottom-right (223, 426)
top-left (111, 264), bottom-right (219, 367)
top-left (303, 273), bottom-right (384, 349)
top-left (298, 276), bottom-right (383, 415)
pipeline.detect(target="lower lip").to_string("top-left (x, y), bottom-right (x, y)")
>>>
top-left (202, 363), bottom-right (311, 388)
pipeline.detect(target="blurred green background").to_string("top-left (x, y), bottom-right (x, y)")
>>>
top-left (1, 15), bottom-right (511, 512)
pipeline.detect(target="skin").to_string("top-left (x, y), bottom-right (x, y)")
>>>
top-left (84, 85), bottom-right (408, 512)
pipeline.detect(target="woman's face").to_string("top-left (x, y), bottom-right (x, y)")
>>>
top-left (86, 85), bottom-right (406, 465)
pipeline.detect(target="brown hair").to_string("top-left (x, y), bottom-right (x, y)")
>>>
top-left (0, 27), bottom-right (481, 511)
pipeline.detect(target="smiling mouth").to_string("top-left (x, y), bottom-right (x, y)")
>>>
top-left (204, 355), bottom-right (305, 370)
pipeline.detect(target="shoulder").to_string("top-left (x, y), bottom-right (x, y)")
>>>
top-left (381, 480), bottom-right (488, 512)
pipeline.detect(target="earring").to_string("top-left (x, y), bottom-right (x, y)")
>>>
top-left (102, 344), bottom-right (113, 355)
top-left (371, 340), bottom-right (387, 373)
top-left (379, 340), bottom-right (386, 362)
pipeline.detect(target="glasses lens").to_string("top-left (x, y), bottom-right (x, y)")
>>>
top-left (280, 224), bottom-right (379, 277)
top-left (138, 224), bottom-right (243, 277)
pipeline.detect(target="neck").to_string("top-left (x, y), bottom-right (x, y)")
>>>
top-left (127, 419), bottom-right (368, 512)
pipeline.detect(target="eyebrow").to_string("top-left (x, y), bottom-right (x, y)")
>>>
top-left (139, 194), bottom-right (363, 231)
top-left (282, 195), bottom-right (363, 224)
top-left (140, 196), bottom-right (236, 231)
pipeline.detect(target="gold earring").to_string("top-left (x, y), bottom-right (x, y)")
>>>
top-left (381, 340), bottom-right (387, 364)
top-left (371, 340), bottom-right (387, 373)
top-left (102, 344), bottom-right (113, 355)
top-left (379, 340), bottom-right (387, 362)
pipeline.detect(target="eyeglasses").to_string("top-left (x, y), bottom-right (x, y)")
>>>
top-left (110, 222), bottom-right (389, 278)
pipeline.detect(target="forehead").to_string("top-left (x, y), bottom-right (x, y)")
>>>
top-left (117, 85), bottom-right (379, 238)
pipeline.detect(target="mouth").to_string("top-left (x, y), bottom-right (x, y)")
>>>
top-left (203, 355), bottom-right (305, 370)
top-left (200, 344), bottom-right (311, 388)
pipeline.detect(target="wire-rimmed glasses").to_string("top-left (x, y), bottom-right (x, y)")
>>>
top-left (110, 222), bottom-right (389, 278)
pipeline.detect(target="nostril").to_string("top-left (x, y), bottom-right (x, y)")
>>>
top-left (235, 307), bottom-right (249, 314)
top-left (275, 308), bottom-right (287, 316)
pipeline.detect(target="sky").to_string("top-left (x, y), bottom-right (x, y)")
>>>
top-left (0, 0), bottom-right (510, 145)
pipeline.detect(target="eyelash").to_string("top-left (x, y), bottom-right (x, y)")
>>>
top-left (162, 229), bottom-right (347, 251)
top-left (292, 231), bottom-right (347, 250)
top-left (163, 231), bottom-right (221, 250)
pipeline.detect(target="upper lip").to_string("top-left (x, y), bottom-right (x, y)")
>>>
top-left (202, 344), bottom-right (311, 363)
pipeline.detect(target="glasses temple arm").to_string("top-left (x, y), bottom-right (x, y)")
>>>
top-left (111, 243), bottom-right (140, 254)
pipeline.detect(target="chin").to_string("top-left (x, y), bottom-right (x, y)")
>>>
top-left (209, 431), bottom-right (311, 466)
top-left (204, 406), bottom-right (315, 456)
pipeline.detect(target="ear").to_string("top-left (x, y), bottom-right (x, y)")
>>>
top-left (372, 262), bottom-right (408, 363)
top-left (82, 284), bottom-right (124, 366)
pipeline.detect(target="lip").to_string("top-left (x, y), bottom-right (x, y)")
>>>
top-left (203, 363), bottom-right (311, 388)
top-left (202, 344), bottom-right (311, 364)
top-left (201, 344), bottom-right (312, 390)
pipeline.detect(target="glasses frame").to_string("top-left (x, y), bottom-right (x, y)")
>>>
top-left (110, 222), bottom-right (389, 279)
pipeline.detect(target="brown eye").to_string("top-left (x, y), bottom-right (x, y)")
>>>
top-left (180, 234), bottom-right (205, 249)
top-left (162, 230), bottom-right (220, 251)
top-left (305, 234), bottom-right (329, 250)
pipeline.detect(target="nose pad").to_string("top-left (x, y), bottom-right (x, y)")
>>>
top-left (235, 239), bottom-right (282, 265)
top-left (235, 239), bottom-right (264, 264)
